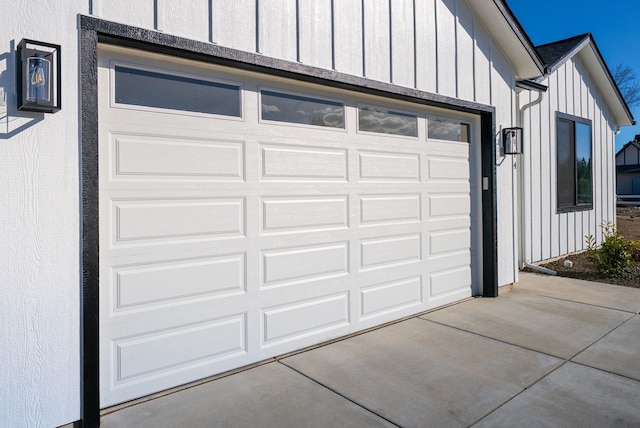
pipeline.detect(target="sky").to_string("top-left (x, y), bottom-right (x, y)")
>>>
top-left (506, 0), bottom-right (640, 152)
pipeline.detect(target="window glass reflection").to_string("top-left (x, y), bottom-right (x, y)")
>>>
top-left (114, 66), bottom-right (241, 117)
top-left (261, 90), bottom-right (345, 128)
top-left (575, 122), bottom-right (592, 205)
top-left (358, 106), bottom-right (418, 137)
top-left (428, 118), bottom-right (469, 142)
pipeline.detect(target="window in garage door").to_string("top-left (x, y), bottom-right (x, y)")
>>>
top-left (97, 44), bottom-right (479, 408)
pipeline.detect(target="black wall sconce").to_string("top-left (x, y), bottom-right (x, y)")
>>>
top-left (502, 127), bottom-right (523, 155)
top-left (17, 39), bottom-right (61, 113)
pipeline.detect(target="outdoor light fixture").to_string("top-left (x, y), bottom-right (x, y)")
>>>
top-left (502, 127), bottom-right (523, 155)
top-left (17, 39), bottom-right (61, 113)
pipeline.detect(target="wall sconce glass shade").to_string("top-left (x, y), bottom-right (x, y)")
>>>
top-left (502, 127), bottom-right (523, 155)
top-left (17, 39), bottom-right (61, 113)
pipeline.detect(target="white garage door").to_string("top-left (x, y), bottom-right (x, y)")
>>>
top-left (98, 45), bottom-right (479, 407)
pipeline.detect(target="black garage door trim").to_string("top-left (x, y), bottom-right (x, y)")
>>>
top-left (79, 14), bottom-right (498, 428)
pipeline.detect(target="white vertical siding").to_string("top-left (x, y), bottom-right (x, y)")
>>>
top-left (525, 55), bottom-right (618, 264)
top-left (473, 20), bottom-right (492, 105)
top-left (436, 0), bottom-right (457, 97)
top-left (93, 0), bottom-right (510, 108)
top-left (548, 71), bottom-right (560, 256)
top-left (539, 77), bottom-right (551, 261)
top-left (258, 0), bottom-right (297, 61)
top-left (607, 116), bottom-right (616, 224)
top-left (157, 0), bottom-right (210, 41)
top-left (390, 0), bottom-right (415, 87)
top-left (298, 0), bottom-right (333, 69)
top-left (492, 46), bottom-right (518, 286)
top-left (96, 0), bottom-right (155, 30)
top-left (528, 93), bottom-right (543, 262)
top-left (415, 0), bottom-right (437, 92)
top-left (593, 87), bottom-right (603, 234)
top-left (363, 0), bottom-right (391, 82)
top-left (333, 0), bottom-right (363, 75)
top-left (456, 0), bottom-right (475, 101)
top-left (212, 0), bottom-right (257, 52)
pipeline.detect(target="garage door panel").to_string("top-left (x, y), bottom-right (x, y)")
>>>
top-left (261, 241), bottom-right (350, 287)
top-left (426, 181), bottom-right (470, 194)
top-left (427, 251), bottom-right (471, 272)
top-left (359, 233), bottom-right (422, 270)
top-left (428, 194), bottom-right (471, 218)
top-left (355, 261), bottom-right (425, 285)
top-left (261, 292), bottom-right (350, 347)
top-left (427, 157), bottom-right (470, 180)
top-left (99, 48), bottom-right (477, 408)
top-left (355, 222), bottom-right (426, 241)
top-left (425, 140), bottom-right (470, 157)
top-left (357, 150), bottom-right (422, 182)
top-left (260, 143), bottom-right (348, 182)
top-left (111, 313), bottom-right (247, 383)
top-left (359, 276), bottom-right (423, 320)
top-left (359, 193), bottom-right (422, 225)
top-left (109, 197), bottom-right (246, 246)
top-left (260, 195), bottom-right (349, 234)
top-left (108, 133), bottom-right (246, 183)
top-left (105, 254), bottom-right (247, 314)
top-left (429, 267), bottom-right (472, 297)
top-left (429, 229), bottom-right (471, 255)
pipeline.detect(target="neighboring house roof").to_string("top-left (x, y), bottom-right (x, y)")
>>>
top-left (535, 33), bottom-right (635, 127)
top-left (467, 0), bottom-right (545, 80)
top-left (616, 140), bottom-right (640, 159)
top-left (616, 140), bottom-right (640, 174)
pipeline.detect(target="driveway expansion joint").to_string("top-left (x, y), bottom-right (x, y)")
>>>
top-left (277, 360), bottom-right (402, 428)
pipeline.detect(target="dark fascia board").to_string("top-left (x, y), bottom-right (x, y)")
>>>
top-left (537, 33), bottom-right (634, 126)
top-left (79, 15), bottom-right (494, 116)
top-left (493, 0), bottom-right (546, 75)
top-left (516, 79), bottom-right (548, 92)
top-left (586, 34), bottom-right (635, 126)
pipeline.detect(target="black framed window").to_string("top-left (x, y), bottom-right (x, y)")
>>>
top-left (556, 112), bottom-right (592, 212)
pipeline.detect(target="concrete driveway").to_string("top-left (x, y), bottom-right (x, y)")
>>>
top-left (102, 272), bottom-right (640, 427)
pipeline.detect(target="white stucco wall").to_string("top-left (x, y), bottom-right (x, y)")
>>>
top-left (0, 2), bottom-right (87, 428)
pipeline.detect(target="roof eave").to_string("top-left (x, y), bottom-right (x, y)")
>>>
top-left (539, 34), bottom-right (634, 127)
top-left (580, 38), bottom-right (635, 127)
top-left (466, 0), bottom-right (545, 79)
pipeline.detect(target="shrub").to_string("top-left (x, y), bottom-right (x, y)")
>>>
top-left (585, 222), bottom-right (636, 279)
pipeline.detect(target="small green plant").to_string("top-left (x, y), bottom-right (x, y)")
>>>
top-left (585, 222), bottom-right (636, 279)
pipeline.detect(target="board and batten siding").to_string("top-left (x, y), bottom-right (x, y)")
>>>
top-left (93, 0), bottom-right (513, 104)
top-left (520, 54), bottom-right (617, 264)
top-left (94, 0), bottom-right (520, 287)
